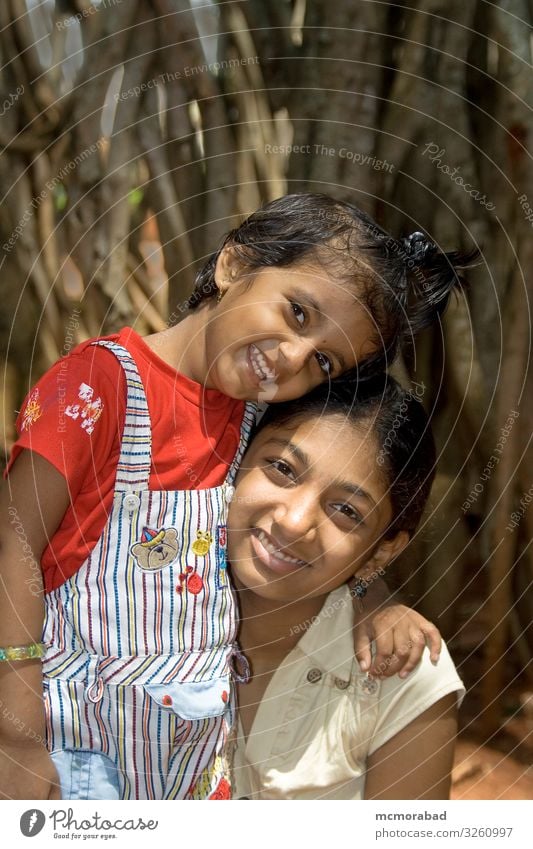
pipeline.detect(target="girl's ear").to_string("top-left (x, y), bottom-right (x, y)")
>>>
top-left (215, 246), bottom-right (240, 294)
top-left (359, 530), bottom-right (410, 579)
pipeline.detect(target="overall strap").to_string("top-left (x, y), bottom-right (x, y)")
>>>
top-left (92, 340), bottom-right (152, 491)
top-left (225, 402), bottom-right (257, 487)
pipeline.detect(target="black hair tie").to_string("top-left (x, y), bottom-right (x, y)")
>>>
top-left (401, 231), bottom-right (435, 262)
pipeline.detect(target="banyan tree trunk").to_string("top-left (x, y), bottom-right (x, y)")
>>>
top-left (0, 0), bottom-right (531, 737)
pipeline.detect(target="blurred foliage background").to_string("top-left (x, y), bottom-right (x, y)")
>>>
top-left (0, 0), bottom-right (531, 777)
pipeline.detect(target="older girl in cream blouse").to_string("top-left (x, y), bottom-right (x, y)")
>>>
top-left (228, 375), bottom-right (465, 799)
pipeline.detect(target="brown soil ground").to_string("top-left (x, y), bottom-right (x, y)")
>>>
top-left (452, 736), bottom-right (533, 799)
top-left (449, 632), bottom-right (533, 799)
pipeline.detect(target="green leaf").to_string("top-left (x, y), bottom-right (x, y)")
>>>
top-left (128, 187), bottom-right (144, 207)
top-left (54, 184), bottom-right (68, 211)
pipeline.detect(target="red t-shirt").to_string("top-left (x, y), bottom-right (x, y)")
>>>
top-left (6, 328), bottom-right (245, 593)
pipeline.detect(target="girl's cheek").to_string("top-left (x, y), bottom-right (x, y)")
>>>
top-left (332, 539), bottom-right (363, 573)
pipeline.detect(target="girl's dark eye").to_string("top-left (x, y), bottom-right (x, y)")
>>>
top-left (332, 503), bottom-right (363, 524)
top-left (291, 302), bottom-right (306, 326)
top-left (266, 458), bottom-right (295, 482)
top-left (316, 352), bottom-right (332, 375)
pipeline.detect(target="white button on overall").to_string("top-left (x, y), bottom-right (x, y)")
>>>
top-left (123, 493), bottom-right (141, 512)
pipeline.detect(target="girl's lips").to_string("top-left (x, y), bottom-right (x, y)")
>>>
top-left (250, 529), bottom-right (309, 575)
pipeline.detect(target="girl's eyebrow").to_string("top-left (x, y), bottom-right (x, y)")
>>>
top-left (264, 437), bottom-right (308, 467)
top-left (289, 286), bottom-right (347, 371)
top-left (335, 480), bottom-right (376, 507)
top-left (290, 286), bottom-right (322, 315)
top-left (264, 437), bottom-right (376, 506)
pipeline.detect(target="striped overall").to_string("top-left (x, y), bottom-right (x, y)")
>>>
top-left (42, 341), bottom-right (256, 800)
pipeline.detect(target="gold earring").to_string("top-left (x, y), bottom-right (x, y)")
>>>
top-left (216, 287), bottom-right (224, 303)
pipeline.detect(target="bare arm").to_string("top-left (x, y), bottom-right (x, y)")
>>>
top-left (0, 450), bottom-right (70, 799)
top-left (364, 693), bottom-right (458, 799)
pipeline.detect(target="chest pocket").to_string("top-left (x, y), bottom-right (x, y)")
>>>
top-left (144, 677), bottom-right (230, 720)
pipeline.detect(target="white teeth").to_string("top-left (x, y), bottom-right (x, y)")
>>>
top-left (250, 344), bottom-right (276, 381)
top-left (256, 530), bottom-right (306, 566)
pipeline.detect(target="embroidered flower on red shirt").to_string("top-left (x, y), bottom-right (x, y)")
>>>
top-left (21, 389), bottom-right (42, 431)
top-left (65, 382), bottom-right (104, 435)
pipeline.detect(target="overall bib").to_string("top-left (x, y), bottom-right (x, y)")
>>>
top-left (42, 341), bottom-right (256, 799)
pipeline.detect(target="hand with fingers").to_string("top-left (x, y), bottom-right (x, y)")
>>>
top-left (352, 593), bottom-right (441, 679)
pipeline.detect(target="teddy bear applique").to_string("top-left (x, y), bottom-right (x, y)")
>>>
top-left (130, 526), bottom-right (180, 572)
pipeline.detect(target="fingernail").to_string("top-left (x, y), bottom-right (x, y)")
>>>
top-left (359, 659), bottom-right (369, 671)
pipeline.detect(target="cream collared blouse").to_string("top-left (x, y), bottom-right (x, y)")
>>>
top-left (233, 586), bottom-right (465, 799)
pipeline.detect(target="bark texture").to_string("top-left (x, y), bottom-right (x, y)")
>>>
top-left (0, 0), bottom-right (531, 736)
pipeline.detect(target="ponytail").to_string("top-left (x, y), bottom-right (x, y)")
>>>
top-left (400, 232), bottom-right (479, 335)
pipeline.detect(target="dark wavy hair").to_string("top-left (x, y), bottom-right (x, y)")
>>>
top-left (187, 192), bottom-right (478, 375)
top-left (253, 373), bottom-right (436, 538)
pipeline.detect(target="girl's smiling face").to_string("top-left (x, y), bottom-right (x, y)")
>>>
top-left (227, 414), bottom-right (409, 602)
top-left (202, 260), bottom-right (376, 402)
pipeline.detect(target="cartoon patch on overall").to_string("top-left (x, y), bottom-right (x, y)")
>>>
top-left (191, 530), bottom-right (214, 556)
top-left (175, 530), bottom-right (214, 596)
top-left (215, 526), bottom-right (229, 589)
top-left (130, 526), bottom-right (179, 572)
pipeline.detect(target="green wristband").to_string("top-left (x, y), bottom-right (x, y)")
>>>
top-left (0, 642), bottom-right (46, 661)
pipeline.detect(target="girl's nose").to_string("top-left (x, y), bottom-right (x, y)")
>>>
top-left (278, 338), bottom-right (316, 376)
top-left (273, 491), bottom-right (318, 543)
